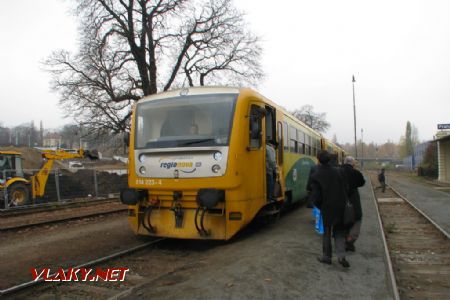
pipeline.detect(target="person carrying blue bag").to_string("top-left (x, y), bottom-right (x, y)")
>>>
top-left (309, 150), bottom-right (350, 268)
top-left (308, 163), bottom-right (324, 234)
top-left (313, 206), bottom-right (324, 234)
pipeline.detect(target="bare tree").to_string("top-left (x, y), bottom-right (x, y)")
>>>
top-left (45, 0), bottom-right (263, 134)
top-left (291, 105), bottom-right (330, 133)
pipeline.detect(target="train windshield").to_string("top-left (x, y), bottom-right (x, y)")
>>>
top-left (135, 93), bottom-right (237, 149)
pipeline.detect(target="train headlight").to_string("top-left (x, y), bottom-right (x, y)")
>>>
top-left (139, 154), bottom-right (146, 163)
top-left (213, 151), bottom-right (223, 161)
top-left (120, 188), bottom-right (139, 205)
top-left (139, 166), bottom-right (146, 174)
top-left (197, 189), bottom-right (225, 209)
top-left (212, 164), bottom-right (221, 173)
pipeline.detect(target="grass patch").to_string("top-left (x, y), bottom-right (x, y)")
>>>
top-left (385, 222), bottom-right (396, 234)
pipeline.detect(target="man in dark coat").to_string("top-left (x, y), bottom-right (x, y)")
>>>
top-left (306, 164), bottom-right (318, 208)
top-left (378, 168), bottom-right (386, 192)
top-left (310, 150), bottom-right (350, 268)
top-left (341, 156), bottom-right (365, 252)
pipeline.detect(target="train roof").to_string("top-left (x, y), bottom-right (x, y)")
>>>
top-left (139, 86), bottom-right (241, 103)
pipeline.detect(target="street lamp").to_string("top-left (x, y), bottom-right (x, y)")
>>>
top-left (361, 128), bottom-right (364, 169)
top-left (352, 75), bottom-right (358, 159)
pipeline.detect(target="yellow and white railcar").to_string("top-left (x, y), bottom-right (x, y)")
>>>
top-left (121, 87), bottom-right (340, 240)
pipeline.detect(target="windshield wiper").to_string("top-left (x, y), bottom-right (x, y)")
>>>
top-left (180, 138), bottom-right (215, 146)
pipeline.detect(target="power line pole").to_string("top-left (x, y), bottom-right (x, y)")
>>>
top-left (361, 128), bottom-right (364, 169)
top-left (352, 75), bottom-right (358, 159)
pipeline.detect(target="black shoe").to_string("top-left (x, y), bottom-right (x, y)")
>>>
top-left (338, 258), bottom-right (350, 268)
top-left (317, 256), bottom-right (332, 265)
top-left (345, 242), bottom-right (355, 252)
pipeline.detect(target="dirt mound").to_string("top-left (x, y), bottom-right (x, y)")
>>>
top-left (0, 147), bottom-right (129, 201)
top-left (43, 169), bottom-right (128, 201)
top-left (0, 146), bottom-right (43, 170)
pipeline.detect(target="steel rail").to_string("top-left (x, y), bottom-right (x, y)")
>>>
top-left (388, 184), bottom-right (450, 239)
top-left (0, 238), bottom-right (166, 296)
top-left (0, 197), bottom-right (121, 217)
top-left (368, 174), bottom-right (401, 300)
top-left (0, 208), bottom-right (127, 232)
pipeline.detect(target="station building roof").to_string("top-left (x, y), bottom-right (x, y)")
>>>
top-left (433, 133), bottom-right (450, 143)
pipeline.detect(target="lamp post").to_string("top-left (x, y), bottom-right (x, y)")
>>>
top-left (352, 75), bottom-right (358, 159)
top-left (361, 128), bottom-right (364, 169)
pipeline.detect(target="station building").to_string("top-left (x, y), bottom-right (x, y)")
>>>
top-left (403, 141), bottom-right (431, 170)
top-left (414, 141), bottom-right (430, 168)
top-left (434, 132), bottom-right (450, 183)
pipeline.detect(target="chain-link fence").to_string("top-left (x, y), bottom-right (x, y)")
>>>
top-left (1, 168), bottom-right (128, 210)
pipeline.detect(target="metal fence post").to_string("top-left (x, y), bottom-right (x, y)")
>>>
top-left (55, 169), bottom-right (61, 202)
top-left (93, 168), bottom-right (99, 198)
top-left (3, 170), bottom-right (8, 209)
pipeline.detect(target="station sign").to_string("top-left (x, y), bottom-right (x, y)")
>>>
top-left (437, 124), bottom-right (450, 130)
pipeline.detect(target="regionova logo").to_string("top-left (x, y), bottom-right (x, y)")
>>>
top-left (158, 157), bottom-right (200, 173)
top-left (160, 161), bottom-right (193, 169)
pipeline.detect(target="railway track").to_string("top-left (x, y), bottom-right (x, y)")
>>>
top-left (0, 208), bottom-right (127, 232)
top-left (0, 196), bottom-right (120, 217)
top-left (0, 238), bottom-right (166, 297)
top-left (0, 198), bottom-right (127, 231)
top-left (370, 173), bottom-right (450, 299)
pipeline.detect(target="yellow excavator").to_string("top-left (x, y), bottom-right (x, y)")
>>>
top-left (0, 148), bottom-right (98, 207)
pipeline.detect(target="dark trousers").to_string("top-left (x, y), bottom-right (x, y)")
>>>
top-left (266, 173), bottom-right (274, 201)
top-left (322, 224), bottom-right (346, 259)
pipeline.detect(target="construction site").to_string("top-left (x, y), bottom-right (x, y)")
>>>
top-left (0, 146), bottom-right (127, 209)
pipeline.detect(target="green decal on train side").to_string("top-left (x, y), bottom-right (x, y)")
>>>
top-left (284, 156), bottom-right (315, 203)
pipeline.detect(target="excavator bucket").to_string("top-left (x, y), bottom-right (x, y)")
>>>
top-left (85, 149), bottom-right (99, 160)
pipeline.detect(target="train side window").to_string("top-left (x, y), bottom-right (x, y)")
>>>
top-left (249, 105), bottom-right (263, 149)
top-left (289, 139), bottom-right (298, 153)
top-left (277, 122), bottom-right (283, 164)
top-left (299, 143), bottom-right (305, 154)
top-left (311, 138), bottom-right (317, 156)
top-left (265, 106), bottom-right (276, 145)
top-left (289, 126), bottom-right (296, 140)
top-left (283, 122), bottom-right (288, 151)
top-left (289, 126), bottom-right (298, 153)
top-left (298, 131), bottom-right (305, 154)
top-left (305, 135), bottom-right (311, 155)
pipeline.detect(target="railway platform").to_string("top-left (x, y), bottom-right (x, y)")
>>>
top-left (123, 175), bottom-right (395, 299)
top-left (388, 173), bottom-right (450, 233)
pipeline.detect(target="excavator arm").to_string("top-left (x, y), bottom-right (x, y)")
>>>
top-left (31, 149), bottom-right (98, 198)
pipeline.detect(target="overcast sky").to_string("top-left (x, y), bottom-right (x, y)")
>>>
top-left (1, 0), bottom-right (449, 144)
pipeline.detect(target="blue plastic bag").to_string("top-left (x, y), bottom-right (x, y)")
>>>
top-left (313, 206), bottom-right (324, 235)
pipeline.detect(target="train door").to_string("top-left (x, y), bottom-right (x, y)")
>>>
top-left (265, 105), bottom-right (281, 200)
top-left (248, 103), bottom-right (266, 205)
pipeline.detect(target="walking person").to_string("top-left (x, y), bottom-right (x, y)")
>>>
top-left (341, 156), bottom-right (365, 252)
top-left (306, 163), bottom-right (318, 208)
top-left (266, 143), bottom-right (276, 202)
top-left (378, 168), bottom-right (386, 193)
top-left (309, 150), bottom-right (350, 268)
